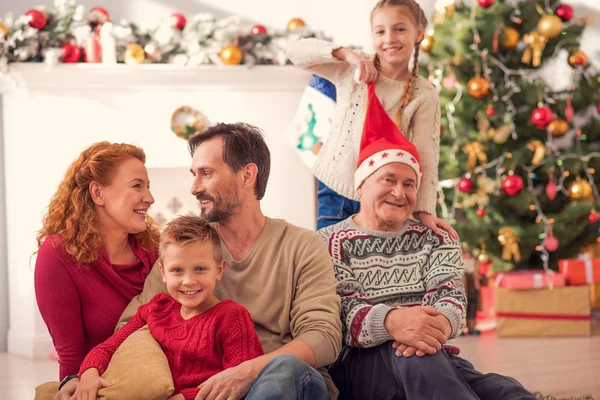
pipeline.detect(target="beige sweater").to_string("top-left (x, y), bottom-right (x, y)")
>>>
top-left (117, 217), bottom-right (342, 369)
top-left (287, 38), bottom-right (441, 215)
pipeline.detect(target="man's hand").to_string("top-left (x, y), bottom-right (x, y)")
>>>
top-left (54, 378), bottom-right (78, 400)
top-left (392, 341), bottom-right (425, 358)
top-left (195, 361), bottom-right (256, 400)
top-left (384, 306), bottom-right (447, 355)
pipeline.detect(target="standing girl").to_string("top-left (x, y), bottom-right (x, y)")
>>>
top-left (288, 0), bottom-right (455, 237)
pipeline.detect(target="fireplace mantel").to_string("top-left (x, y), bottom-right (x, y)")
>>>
top-left (0, 62), bottom-right (316, 360)
top-left (1, 63), bottom-right (311, 92)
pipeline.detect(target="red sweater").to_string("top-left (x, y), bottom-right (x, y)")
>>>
top-left (34, 235), bottom-right (158, 379)
top-left (79, 294), bottom-right (264, 400)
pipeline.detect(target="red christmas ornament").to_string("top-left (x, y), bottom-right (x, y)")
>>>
top-left (564, 96), bottom-right (574, 122)
top-left (171, 12), bottom-right (186, 30)
top-left (590, 211), bottom-right (599, 223)
top-left (545, 180), bottom-right (557, 200)
top-left (476, 207), bottom-right (486, 217)
top-left (61, 43), bottom-right (82, 63)
top-left (89, 6), bottom-right (110, 24)
top-left (544, 234), bottom-right (559, 252)
top-left (485, 105), bottom-right (496, 116)
top-left (478, 0), bottom-right (494, 8)
top-left (250, 24), bottom-right (267, 35)
top-left (457, 177), bottom-right (475, 193)
top-left (501, 174), bottom-right (524, 197)
top-left (555, 4), bottom-right (574, 22)
top-left (530, 106), bottom-right (553, 129)
top-left (25, 9), bottom-right (47, 30)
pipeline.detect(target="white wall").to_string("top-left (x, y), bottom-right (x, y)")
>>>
top-left (0, 97), bottom-right (7, 352)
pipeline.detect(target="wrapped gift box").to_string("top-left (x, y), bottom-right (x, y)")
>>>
top-left (591, 284), bottom-right (600, 310)
top-left (558, 257), bottom-right (600, 285)
top-left (496, 286), bottom-right (591, 337)
top-left (494, 270), bottom-right (565, 289)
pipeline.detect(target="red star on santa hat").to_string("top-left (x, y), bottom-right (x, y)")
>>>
top-left (368, 159), bottom-right (375, 167)
top-left (381, 152), bottom-right (388, 159)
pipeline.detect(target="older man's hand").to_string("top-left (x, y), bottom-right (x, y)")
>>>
top-left (384, 306), bottom-right (447, 355)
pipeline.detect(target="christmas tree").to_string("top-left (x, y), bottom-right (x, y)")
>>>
top-left (422, 0), bottom-right (600, 271)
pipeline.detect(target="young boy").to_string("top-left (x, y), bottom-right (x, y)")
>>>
top-left (74, 215), bottom-right (264, 400)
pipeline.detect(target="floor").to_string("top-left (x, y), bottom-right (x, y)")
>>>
top-left (1, 329), bottom-right (599, 400)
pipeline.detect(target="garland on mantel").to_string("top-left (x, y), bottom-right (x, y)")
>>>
top-left (0, 0), bottom-right (335, 70)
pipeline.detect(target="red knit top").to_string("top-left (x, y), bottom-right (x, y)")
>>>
top-left (34, 235), bottom-right (158, 379)
top-left (79, 294), bottom-right (264, 400)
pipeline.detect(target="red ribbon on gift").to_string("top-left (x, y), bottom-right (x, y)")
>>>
top-left (496, 312), bottom-right (591, 321)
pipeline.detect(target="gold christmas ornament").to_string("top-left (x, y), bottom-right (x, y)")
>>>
top-left (521, 32), bottom-right (547, 67)
top-left (568, 49), bottom-right (589, 69)
top-left (462, 141), bottom-right (487, 170)
top-left (498, 227), bottom-right (521, 263)
top-left (420, 35), bottom-right (434, 53)
top-left (568, 177), bottom-right (593, 200)
top-left (452, 53), bottom-right (462, 66)
top-left (527, 140), bottom-right (546, 165)
top-left (477, 242), bottom-right (489, 264)
top-left (0, 22), bottom-right (7, 39)
top-left (287, 18), bottom-right (306, 32)
top-left (219, 44), bottom-right (243, 65)
top-left (501, 27), bottom-right (520, 50)
top-left (547, 118), bottom-right (569, 137)
top-left (467, 77), bottom-right (490, 99)
top-left (125, 43), bottom-right (145, 64)
top-left (537, 14), bottom-right (563, 39)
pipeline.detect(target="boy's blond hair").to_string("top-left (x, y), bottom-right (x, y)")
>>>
top-left (159, 215), bottom-right (223, 263)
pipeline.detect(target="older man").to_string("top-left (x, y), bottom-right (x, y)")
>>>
top-left (117, 123), bottom-right (342, 400)
top-left (318, 83), bottom-right (535, 400)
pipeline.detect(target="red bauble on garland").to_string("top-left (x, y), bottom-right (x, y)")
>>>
top-left (61, 43), bottom-right (82, 63)
top-left (485, 105), bottom-right (496, 116)
top-left (458, 177), bottom-right (475, 193)
top-left (171, 12), bottom-right (186, 30)
top-left (544, 234), bottom-right (559, 252)
top-left (25, 9), bottom-right (47, 30)
top-left (530, 106), bottom-right (553, 129)
top-left (250, 24), bottom-right (267, 35)
top-left (478, 0), bottom-right (494, 8)
top-left (545, 180), bottom-right (557, 200)
top-left (555, 4), bottom-right (574, 22)
top-left (476, 207), bottom-right (486, 217)
top-left (590, 211), bottom-right (599, 223)
top-left (501, 174), bottom-right (524, 197)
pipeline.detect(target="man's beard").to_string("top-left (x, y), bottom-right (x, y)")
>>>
top-left (196, 190), bottom-right (240, 223)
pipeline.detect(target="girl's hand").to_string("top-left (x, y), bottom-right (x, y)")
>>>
top-left (414, 212), bottom-right (459, 240)
top-left (70, 368), bottom-right (112, 400)
top-left (333, 48), bottom-right (377, 84)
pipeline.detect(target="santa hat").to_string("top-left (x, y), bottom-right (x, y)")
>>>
top-left (354, 83), bottom-right (422, 191)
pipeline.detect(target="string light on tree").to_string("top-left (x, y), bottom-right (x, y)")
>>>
top-left (589, 210), bottom-right (599, 223)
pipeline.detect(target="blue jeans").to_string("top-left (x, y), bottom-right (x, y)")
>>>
top-left (317, 181), bottom-right (360, 230)
top-left (246, 354), bottom-right (330, 400)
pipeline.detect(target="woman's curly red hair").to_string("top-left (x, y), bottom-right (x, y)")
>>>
top-left (36, 141), bottom-right (160, 264)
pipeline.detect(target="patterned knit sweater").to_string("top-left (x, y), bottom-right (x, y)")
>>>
top-left (79, 294), bottom-right (263, 400)
top-left (287, 38), bottom-right (441, 215)
top-left (318, 217), bottom-right (466, 348)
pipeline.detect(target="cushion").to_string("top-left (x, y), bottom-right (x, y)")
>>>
top-left (34, 381), bottom-right (59, 400)
top-left (98, 325), bottom-right (174, 400)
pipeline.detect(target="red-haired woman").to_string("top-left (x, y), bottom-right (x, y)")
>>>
top-left (34, 142), bottom-right (160, 396)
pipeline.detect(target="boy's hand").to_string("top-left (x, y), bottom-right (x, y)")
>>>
top-left (70, 368), bottom-right (112, 400)
top-left (414, 212), bottom-right (459, 240)
top-left (333, 48), bottom-right (377, 84)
